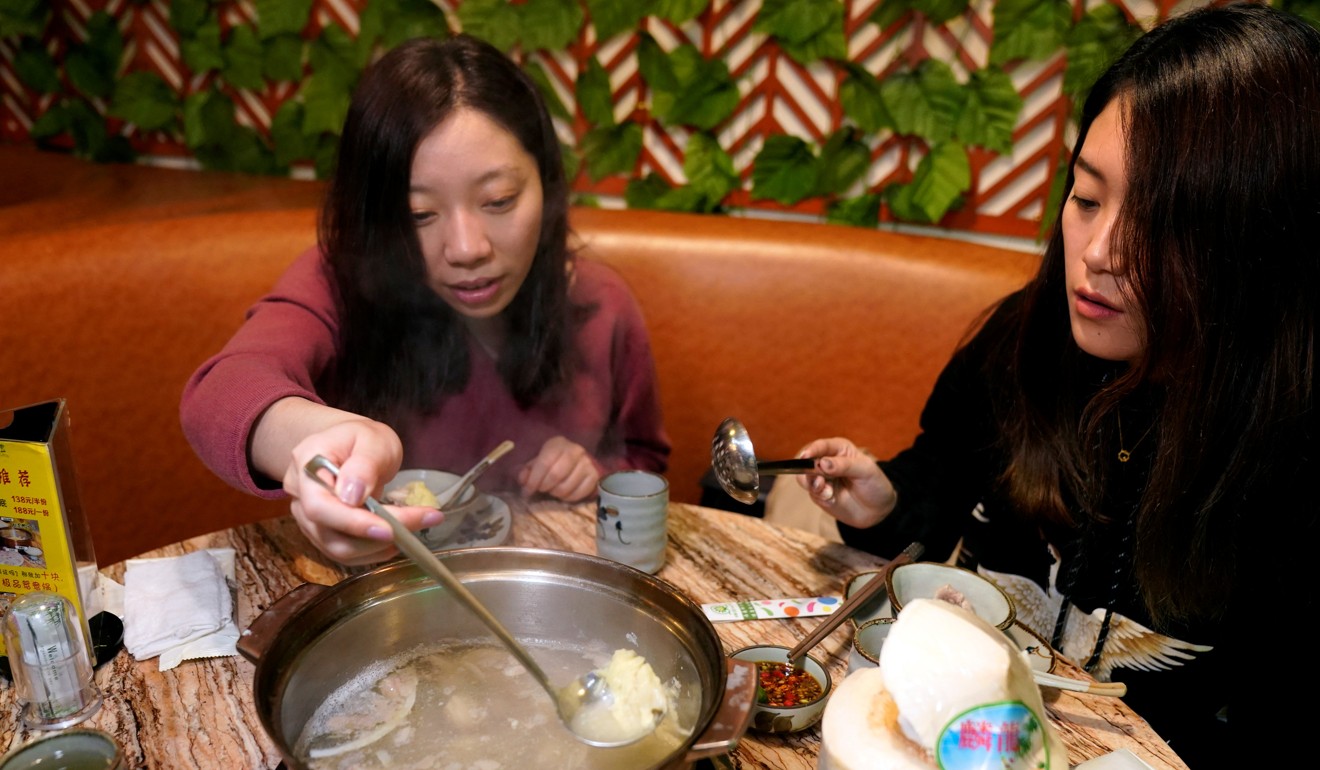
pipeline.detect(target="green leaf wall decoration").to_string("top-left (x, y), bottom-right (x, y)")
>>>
top-left (7, 0), bottom-right (1205, 239)
top-left (752, 134), bottom-right (819, 205)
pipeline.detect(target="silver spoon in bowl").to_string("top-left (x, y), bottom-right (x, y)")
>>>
top-left (710, 416), bottom-right (819, 504)
top-left (435, 439), bottom-right (515, 509)
top-left (303, 455), bottom-right (665, 748)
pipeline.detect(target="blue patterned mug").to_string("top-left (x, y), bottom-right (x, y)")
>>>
top-left (595, 471), bottom-right (669, 573)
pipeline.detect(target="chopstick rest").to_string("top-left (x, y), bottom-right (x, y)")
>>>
top-left (122, 548), bottom-right (239, 671)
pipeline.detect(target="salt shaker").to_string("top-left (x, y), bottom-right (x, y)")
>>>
top-left (2, 592), bottom-right (103, 729)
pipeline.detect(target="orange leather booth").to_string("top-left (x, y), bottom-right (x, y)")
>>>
top-left (1, 145), bottom-right (1039, 565)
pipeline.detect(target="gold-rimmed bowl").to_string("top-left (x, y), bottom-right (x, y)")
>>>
top-left (847, 617), bottom-right (895, 672)
top-left (885, 561), bottom-right (1015, 631)
top-left (842, 570), bottom-right (891, 629)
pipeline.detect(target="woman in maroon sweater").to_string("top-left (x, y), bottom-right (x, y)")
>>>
top-left (181, 36), bottom-right (669, 565)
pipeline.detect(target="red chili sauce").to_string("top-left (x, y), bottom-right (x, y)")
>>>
top-left (754, 660), bottom-right (824, 708)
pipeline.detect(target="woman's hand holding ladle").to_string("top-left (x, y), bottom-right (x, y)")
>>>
top-left (791, 436), bottom-right (898, 530)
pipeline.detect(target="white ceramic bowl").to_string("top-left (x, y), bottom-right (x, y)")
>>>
top-left (383, 469), bottom-right (482, 546)
top-left (885, 561), bottom-right (1016, 631)
top-left (729, 644), bottom-right (832, 734)
top-left (844, 572), bottom-right (1054, 674)
top-left (842, 570), bottom-right (892, 629)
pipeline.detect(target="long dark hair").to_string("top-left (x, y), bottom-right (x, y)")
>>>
top-left (996, 2), bottom-right (1318, 624)
top-left (319, 34), bottom-right (572, 422)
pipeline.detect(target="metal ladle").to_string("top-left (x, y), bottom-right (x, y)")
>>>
top-left (303, 455), bottom-right (664, 748)
top-left (710, 416), bottom-right (818, 504)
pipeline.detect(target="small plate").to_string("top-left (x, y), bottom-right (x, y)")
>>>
top-left (1006, 621), bottom-right (1056, 674)
top-left (421, 495), bottom-right (512, 550)
top-left (20, 546), bottom-right (42, 559)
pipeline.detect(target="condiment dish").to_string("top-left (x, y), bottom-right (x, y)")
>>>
top-left (729, 644), bottom-right (832, 734)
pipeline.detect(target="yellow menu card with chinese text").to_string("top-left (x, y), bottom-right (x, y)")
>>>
top-left (0, 399), bottom-right (97, 658)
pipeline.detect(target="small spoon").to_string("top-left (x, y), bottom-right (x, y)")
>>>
top-left (303, 455), bottom-right (662, 748)
top-left (435, 439), bottom-right (514, 509)
top-left (710, 417), bottom-right (817, 504)
top-left (1033, 671), bottom-right (1127, 697)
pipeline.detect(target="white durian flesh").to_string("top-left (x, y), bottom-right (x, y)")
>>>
top-left (819, 597), bottom-right (1066, 770)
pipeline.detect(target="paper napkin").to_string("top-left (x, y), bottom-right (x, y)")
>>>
top-left (122, 548), bottom-right (239, 671)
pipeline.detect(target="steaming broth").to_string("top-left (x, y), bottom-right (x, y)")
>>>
top-left (298, 641), bottom-right (690, 769)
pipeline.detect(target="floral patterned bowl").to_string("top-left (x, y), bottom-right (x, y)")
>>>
top-left (383, 469), bottom-right (484, 546)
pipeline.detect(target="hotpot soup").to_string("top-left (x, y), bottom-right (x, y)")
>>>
top-left (297, 640), bottom-right (688, 769)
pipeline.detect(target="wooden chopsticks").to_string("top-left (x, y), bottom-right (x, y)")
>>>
top-left (787, 541), bottom-right (925, 669)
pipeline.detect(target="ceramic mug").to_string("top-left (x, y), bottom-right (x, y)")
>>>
top-left (595, 470), bottom-right (669, 573)
top-left (0, 729), bottom-right (125, 769)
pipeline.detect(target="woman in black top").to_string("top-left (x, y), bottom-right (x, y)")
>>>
top-left (794, 4), bottom-right (1318, 765)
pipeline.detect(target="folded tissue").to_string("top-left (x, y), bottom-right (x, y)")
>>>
top-left (122, 548), bottom-right (238, 671)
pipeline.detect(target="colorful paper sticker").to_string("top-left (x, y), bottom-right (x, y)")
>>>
top-left (701, 596), bottom-right (842, 622)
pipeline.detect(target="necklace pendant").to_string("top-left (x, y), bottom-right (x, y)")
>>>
top-left (1117, 449), bottom-right (1131, 463)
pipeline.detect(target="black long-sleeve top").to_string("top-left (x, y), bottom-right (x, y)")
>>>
top-left (836, 292), bottom-right (1313, 767)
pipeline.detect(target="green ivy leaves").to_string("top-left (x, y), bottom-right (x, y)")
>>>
top-left (990, 0), bottom-right (1071, 65)
top-left (637, 34), bottom-right (739, 130)
top-left (23, 11), bottom-right (131, 162)
top-left (754, 0), bottom-right (846, 64)
top-left (888, 140), bottom-right (970, 224)
top-left (0, 0), bottom-right (49, 39)
top-left (12, 0), bottom-right (1148, 230)
top-left (110, 74), bottom-right (179, 132)
top-left (625, 133), bottom-right (737, 213)
top-left (1064, 4), bottom-right (1141, 100)
top-left (957, 69), bottom-right (1021, 154)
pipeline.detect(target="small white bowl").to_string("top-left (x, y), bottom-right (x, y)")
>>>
top-left (842, 570), bottom-right (893, 629)
top-left (845, 571), bottom-right (1053, 674)
top-left (848, 617), bottom-right (895, 672)
top-left (384, 469), bottom-right (482, 546)
top-left (729, 644), bottom-right (832, 734)
top-left (885, 562), bottom-right (1016, 631)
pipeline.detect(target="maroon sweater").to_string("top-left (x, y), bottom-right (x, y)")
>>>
top-left (180, 247), bottom-right (671, 497)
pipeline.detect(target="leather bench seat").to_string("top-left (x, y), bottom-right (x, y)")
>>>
top-left (1, 145), bottom-right (1038, 565)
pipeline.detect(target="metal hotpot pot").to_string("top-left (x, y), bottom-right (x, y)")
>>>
top-left (238, 547), bottom-right (755, 769)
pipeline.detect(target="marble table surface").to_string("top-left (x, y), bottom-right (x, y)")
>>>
top-left (0, 499), bottom-right (1188, 769)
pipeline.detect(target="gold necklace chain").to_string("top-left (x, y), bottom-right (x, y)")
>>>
top-left (1115, 410), bottom-right (1152, 462)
